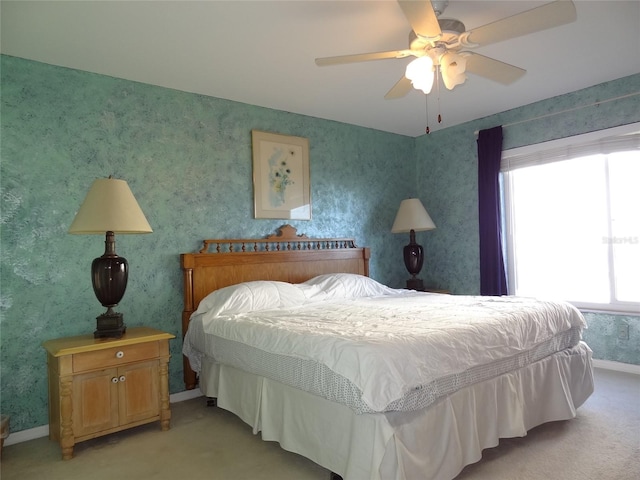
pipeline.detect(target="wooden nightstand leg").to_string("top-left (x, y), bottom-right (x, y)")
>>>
top-left (59, 377), bottom-right (75, 460)
top-left (159, 360), bottom-right (171, 431)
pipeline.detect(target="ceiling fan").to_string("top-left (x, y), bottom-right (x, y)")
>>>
top-left (315, 0), bottom-right (577, 100)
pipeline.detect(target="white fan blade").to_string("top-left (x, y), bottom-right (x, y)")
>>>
top-left (465, 0), bottom-right (577, 47)
top-left (464, 53), bottom-right (526, 85)
top-left (385, 76), bottom-right (413, 99)
top-left (315, 49), bottom-right (411, 66)
top-left (398, 0), bottom-right (442, 38)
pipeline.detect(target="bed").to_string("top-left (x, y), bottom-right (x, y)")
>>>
top-left (181, 225), bottom-right (594, 480)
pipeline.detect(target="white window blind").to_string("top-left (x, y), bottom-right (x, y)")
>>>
top-left (502, 123), bottom-right (640, 314)
top-left (502, 124), bottom-right (640, 171)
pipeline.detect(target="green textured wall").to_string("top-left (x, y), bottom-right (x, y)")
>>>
top-left (1, 54), bottom-right (639, 436)
top-left (415, 74), bottom-right (640, 365)
top-left (582, 312), bottom-right (640, 365)
top-left (0, 55), bottom-right (415, 432)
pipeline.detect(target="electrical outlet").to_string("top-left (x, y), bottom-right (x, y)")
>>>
top-left (617, 323), bottom-right (629, 341)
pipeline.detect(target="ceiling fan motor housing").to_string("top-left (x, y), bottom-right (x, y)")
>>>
top-left (438, 18), bottom-right (465, 35)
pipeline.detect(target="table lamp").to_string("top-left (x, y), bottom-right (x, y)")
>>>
top-left (69, 177), bottom-right (152, 338)
top-left (391, 198), bottom-right (436, 290)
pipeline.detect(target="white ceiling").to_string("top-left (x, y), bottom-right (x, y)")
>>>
top-left (2, 1), bottom-right (639, 137)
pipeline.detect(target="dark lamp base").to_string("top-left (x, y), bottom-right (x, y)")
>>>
top-left (94, 311), bottom-right (127, 339)
top-left (406, 278), bottom-right (425, 291)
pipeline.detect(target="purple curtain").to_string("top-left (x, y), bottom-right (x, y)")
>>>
top-left (477, 126), bottom-right (508, 296)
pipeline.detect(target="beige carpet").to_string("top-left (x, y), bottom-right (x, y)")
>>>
top-left (2, 368), bottom-right (638, 480)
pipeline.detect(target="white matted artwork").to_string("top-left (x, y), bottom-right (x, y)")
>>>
top-left (252, 130), bottom-right (311, 220)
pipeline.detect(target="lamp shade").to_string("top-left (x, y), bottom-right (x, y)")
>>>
top-left (441, 52), bottom-right (467, 90)
top-left (405, 56), bottom-right (435, 95)
top-left (391, 198), bottom-right (436, 233)
top-left (69, 178), bottom-right (152, 234)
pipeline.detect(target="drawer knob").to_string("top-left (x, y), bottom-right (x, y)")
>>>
top-left (111, 377), bottom-right (119, 384)
top-left (116, 351), bottom-right (124, 359)
top-left (119, 375), bottom-right (126, 382)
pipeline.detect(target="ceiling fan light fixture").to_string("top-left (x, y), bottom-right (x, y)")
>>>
top-left (440, 51), bottom-right (467, 90)
top-left (405, 56), bottom-right (434, 94)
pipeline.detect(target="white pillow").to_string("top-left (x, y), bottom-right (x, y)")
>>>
top-left (194, 281), bottom-right (311, 317)
top-left (302, 273), bottom-right (397, 299)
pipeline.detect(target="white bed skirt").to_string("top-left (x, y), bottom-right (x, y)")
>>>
top-left (198, 342), bottom-right (593, 480)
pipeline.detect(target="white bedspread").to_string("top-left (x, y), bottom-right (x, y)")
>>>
top-left (193, 291), bottom-right (586, 413)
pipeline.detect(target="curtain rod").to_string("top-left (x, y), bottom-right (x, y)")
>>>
top-left (473, 91), bottom-right (640, 136)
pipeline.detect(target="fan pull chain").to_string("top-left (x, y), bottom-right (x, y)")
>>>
top-left (425, 94), bottom-right (430, 134)
top-left (436, 65), bottom-right (442, 124)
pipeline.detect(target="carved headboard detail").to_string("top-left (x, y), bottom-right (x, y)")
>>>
top-left (198, 224), bottom-right (358, 253)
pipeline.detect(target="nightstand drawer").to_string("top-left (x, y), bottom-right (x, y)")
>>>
top-left (73, 341), bottom-right (160, 373)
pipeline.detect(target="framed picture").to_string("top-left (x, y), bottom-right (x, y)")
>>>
top-left (252, 130), bottom-right (311, 220)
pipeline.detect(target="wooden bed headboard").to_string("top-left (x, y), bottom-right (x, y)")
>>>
top-left (180, 224), bottom-right (370, 389)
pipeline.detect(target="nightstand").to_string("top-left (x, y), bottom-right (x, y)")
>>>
top-left (42, 327), bottom-right (175, 460)
top-left (408, 286), bottom-right (450, 294)
top-left (423, 288), bottom-right (450, 294)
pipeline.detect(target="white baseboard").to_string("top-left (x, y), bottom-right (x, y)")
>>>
top-left (3, 389), bottom-right (204, 447)
top-left (3, 424), bottom-right (49, 447)
top-left (169, 388), bottom-right (204, 403)
top-left (592, 359), bottom-right (640, 375)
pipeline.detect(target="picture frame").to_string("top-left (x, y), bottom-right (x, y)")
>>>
top-left (252, 130), bottom-right (311, 220)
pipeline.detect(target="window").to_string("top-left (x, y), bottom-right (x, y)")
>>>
top-left (502, 124), bottom-right (640, 313)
